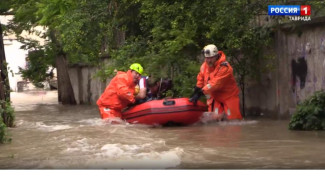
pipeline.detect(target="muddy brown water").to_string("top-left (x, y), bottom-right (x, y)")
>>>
top-left (1, 91), bottom-right (325, 169)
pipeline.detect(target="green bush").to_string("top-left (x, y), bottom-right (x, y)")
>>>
top-left (289, 90), bottom-right (325, 130)
top-left (0, 100), bottom-right (15, 127)
top-left (0, 100), bottom-right (14, 143)
top-left (0, 118), bottom-right (11, 144)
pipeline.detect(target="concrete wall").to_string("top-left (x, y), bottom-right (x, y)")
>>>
top-left (245, 17), bottom-right (325, 118)
top-left (68, 66), bottom-right (109, 105)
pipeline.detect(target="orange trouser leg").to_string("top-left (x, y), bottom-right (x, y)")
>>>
top-left (223, 96), bottom-right (242, 120)
top-left (207, 98), bottom-right (223, 114)
top-left (98, 107), bottom-right (122, 119)
top-left (206, 99), bottom-right (224, 121)
top-left (207, 96), bottom-right (242, 120)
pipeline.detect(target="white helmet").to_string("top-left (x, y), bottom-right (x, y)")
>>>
top-left (203, 44), bottom-right (218, 57)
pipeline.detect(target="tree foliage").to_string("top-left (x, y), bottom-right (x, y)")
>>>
top-left (8, 0), bottom-right (275, 109)
top-left (19, 49), bottom-right (55, 88)
top-left (103, 0), bottom-right (274, 102)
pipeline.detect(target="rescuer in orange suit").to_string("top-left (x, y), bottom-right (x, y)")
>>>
top-left (97, 63), bottom-right (144, 120)
top-left (189, 44), bottom-right (242, 121)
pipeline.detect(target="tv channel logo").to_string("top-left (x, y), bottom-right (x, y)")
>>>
top-left (268, 5), bottom-right (311, 16)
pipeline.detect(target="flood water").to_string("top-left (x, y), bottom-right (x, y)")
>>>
top-left (1, 90), bottom-right (325, 169)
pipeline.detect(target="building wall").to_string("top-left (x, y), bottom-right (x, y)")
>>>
top-left (4, 39), bottom-right (27, 91)
top-left (245, 18), bottom-right (325, 118)
top-left (2, 15), bottom-right (48, 92)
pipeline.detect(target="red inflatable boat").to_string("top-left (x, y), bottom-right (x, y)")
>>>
top-left (122, 98), bottom-right (207, 126)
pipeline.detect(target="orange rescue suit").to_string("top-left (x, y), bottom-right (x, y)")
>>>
top-left (97, 70), bottom-right (136, 119)
top-left (196, 51), bottom-right (242, 120)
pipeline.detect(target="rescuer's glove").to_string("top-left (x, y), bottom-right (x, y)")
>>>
top-left (189, 86), bottom-right (204, 105)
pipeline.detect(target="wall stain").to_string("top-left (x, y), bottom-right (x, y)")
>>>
top-left (291, 57), bottom-right (308, 92)
top-left (321, 38), bottom-right (325, 53)
top-left (305, 42), bottom-right (311, 54)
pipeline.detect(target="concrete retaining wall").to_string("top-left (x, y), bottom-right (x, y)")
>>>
top-left (245, 17), bottom-right (325, 118)
top-left (68, 66), bottom-right (109, 105)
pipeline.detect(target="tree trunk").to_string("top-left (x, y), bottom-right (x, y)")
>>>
top-left (0, 23), bottom-right (12, 126)
top-left (48, 30), bottom-right (76, 105)
top-left (0, 24), bottom-right (6, 101)
top-left (55, 53), bottom-right (76, 105)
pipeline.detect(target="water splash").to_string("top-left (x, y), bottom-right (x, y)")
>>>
top-left (58, 138), bottom-right (182, 169)
top-left (76, 118), bottom-right (106, 126)
top-left (218, 120), bottom-right (258, 126)
top-left (94, 143), bottom-right (183, 169)
top-left (35, 122), bottom-right (72, 132)
top-left (200, 112), bottom-right (226, 124)
top-left (199, 112), bottom-right (258, 126)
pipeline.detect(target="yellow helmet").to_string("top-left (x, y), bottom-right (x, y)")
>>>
top-left (129, 63), bottom-right (144, 75)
